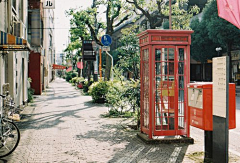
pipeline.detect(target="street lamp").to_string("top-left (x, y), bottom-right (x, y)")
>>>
top-left (216, 47), bottom-right (222, 56)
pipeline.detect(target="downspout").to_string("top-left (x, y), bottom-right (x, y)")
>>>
top-left (7, 0), bottom-right (11, 33)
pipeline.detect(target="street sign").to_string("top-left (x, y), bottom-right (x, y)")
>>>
top-left (102, 46), bottom-right (110, 51)
top-left (82, 40), bottom-right (96, 61)
top-left (101, 34), bottom-right (112, 46)
top-left (212, 56), bottom-right (229, 163)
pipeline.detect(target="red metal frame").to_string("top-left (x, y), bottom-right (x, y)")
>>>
top-left (138, 30), bottom-right (193, 138)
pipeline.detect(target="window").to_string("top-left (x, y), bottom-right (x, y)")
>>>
top-left (12, 0), bottom-right (16, 11)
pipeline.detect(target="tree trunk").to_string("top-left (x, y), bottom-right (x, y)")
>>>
top-left (104, 54), bottom-right (111, 81)
top-left (87, 61), bottom-right (91, 82)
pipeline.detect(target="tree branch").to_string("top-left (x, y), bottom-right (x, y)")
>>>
top-left (112, 4), bottom-right (121, 20)
top-left (126, 0), bottom-right (152, 26)
top-left (126, 0), bottom-right (151, 24)
top-left (114, 15), bottom-right (129, 27)
top-left (85, 20), bottom-right (102, 45)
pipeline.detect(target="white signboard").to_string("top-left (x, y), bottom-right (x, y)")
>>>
top-left (213, 56), bottom-right (228, 118)
top-left (102, 46), bottom-right (110, 51)
top-left (43, 0), bottom-right (55, 9)
top-left (94, 61), bottom-right (98, 74)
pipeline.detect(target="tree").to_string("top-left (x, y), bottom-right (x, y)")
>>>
top-left (126, 0), bottom-right (199, 30)
top-left (98, 0), bottom-right (132, 81)
top-left (190, 18), bottom-right (218, 63)
top-left (190, 18), bottom-right (219, 80)
top-left (115, 25), bottom-right (140, 79)
top-left (67, 1), bottom-right (131, 81)
top-left (203, 0), bottom-right (240, 82)
top-left (66, 7), bottom-right (98, 79)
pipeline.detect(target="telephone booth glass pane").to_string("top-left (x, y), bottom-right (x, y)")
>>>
top-left (178, 48), bottom-right (185, 130)
top-left (155, 48), bottom-right (175, 131)
top-left (142, 49), bottom-right (149, 128)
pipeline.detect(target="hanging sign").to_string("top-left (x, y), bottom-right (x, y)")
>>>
top-left (43, 0), bottom-right (55, 9)
top-left (82, 40), bottom-right (96, 61)
top-left (52, 64), bottom-right (66, 70)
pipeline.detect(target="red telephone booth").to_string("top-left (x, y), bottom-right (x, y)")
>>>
top-left (138, 30), bottom-right (193, 139)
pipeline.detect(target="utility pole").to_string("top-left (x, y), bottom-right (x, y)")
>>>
top-left (169, 0), bottom-right (172, 29)
top-left (92, 0), bottom-right (98, 82)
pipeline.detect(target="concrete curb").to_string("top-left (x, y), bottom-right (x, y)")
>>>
top-left (137, 132), bottom-right (194, 144)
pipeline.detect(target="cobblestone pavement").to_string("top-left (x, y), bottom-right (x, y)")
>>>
top-left (1, 78), bottom-right (240, 163)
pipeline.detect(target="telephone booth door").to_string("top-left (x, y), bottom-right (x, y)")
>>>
top-left (138, 30), bottom-right (193, 139)
top-left (154, 46), bottom-right (188, 136)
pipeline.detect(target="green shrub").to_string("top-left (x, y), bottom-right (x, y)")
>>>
top-left (123, 79), bottom-right (140, 128)
top-left (65, 71), bottom-right (78, 82)
top-left (28, 88), bottom-right (35, 103)
top-left (70, 77), bottom-right (78, 84)
top-left (70, 77), bottom-right (85, 84)
top-left (83, 79), bottom-right (93, 93)
top-left (106, 81), bottom-right (126, 113)
top-left (88, 81), bottom-right (109, 103)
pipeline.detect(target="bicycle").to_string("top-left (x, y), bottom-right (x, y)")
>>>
top-left (0, 93), bottom-right (20, 158)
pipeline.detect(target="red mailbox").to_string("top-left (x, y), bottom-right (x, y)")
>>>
top-left (187, 82), bottom-right (236, 131)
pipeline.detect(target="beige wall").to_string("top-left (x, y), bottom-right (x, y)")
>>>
top-left (1, 0), bottom-right (30, 107)
top-left (43, 8), bottom-right (55, 88)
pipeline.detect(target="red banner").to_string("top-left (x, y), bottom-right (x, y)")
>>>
top-left (77, 61), bottom-right (83, 69)
top-left (52, 64), bottom-right (66, 70)
top-left (217, 0), bottom-right (240, 28)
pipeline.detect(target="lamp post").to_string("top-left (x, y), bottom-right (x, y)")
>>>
top-left (216, 47), bottom-right (222, 56)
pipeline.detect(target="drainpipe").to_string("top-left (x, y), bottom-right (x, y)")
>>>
top-left (7, 0), bottom-right (11, 33)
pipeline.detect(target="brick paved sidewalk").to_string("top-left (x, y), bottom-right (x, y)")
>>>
top-left (1, 78), bottom-right (239, 163)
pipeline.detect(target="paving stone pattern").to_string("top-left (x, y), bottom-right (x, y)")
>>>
top-left (1, 78), bottom-right (239, 163)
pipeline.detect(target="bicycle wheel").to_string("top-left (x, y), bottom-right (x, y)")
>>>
top-left (0, 120), bottom-right (20, 158)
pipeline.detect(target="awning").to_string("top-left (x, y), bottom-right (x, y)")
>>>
top-left (0, 31), bottom-right (31, 51)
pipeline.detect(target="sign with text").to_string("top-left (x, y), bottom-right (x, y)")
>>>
top-left (102, 46), bottom-right (110, 51)
top-left (43, 0), bottom-right (55, 9)
top-left (52, 64), bottom-right (66, 70)
top-left (212, 56), bottom-right (228, 117)
top-left (212, 56), bottom-right (229, 163)
top-left (82, 40), bottom-right (96, 61)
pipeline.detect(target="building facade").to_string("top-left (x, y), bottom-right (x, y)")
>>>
top-left (28, 0), bottom-right (55, 95)
top-left (0, 0), bottom-right (55, 108)
top-left (0, 0), bottom-right (30, 107)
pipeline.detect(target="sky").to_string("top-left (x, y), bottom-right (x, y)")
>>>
top-left (54, 0), bottom-right (92, 53)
